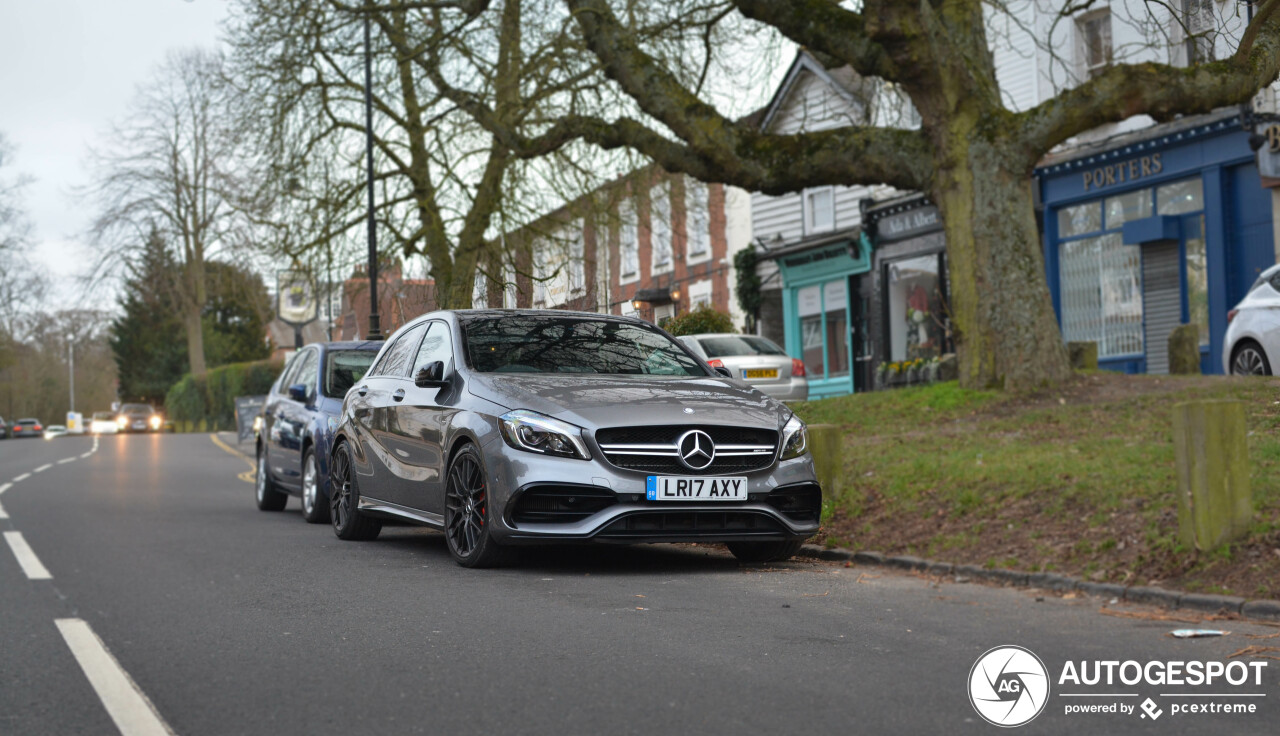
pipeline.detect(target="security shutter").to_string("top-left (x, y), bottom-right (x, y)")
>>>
top-left (1142, 242), bottom-right (1181, 374)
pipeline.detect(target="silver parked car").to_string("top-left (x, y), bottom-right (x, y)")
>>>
top-left (678, 333), bottom-right (809, 402)
top-left (329, 310), bottom-right (821, 568)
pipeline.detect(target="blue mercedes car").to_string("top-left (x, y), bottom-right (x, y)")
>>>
top-left (255, 341), bottom-right (381, 522)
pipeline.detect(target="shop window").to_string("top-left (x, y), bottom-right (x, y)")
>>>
top-left (798, 285), bottom-right (824, 377)
top-left (1157, 178), bottom-right (1204, 215)
top-left (1185, 214), bottom-right (1209, 347)
top-left (1104, 190), bottom-right (1152, 229)
top-left (569, 219), bottom-right (585, 293)
top-left (1059, 232), bottom-right (1144, 357)
top-left (1058, 201), bottom-right (1102, 237)
top-left (886, 255), bottom-right (947, 362)
top-left (823, 280), bottom-right (849, 377)
top-left (803, 188), bottom-right (835, 234)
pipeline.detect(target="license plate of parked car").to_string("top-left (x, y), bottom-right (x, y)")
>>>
top-left (742, 368), bottom-right (778, 379)
top-left (646, 475), bottom-right (748, 501)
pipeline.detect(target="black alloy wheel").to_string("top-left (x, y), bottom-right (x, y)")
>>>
top-left (329, 441), bottom-right (381, 541)
top-left (1232, 342), bottom-right (1271, 376)
top-left (255, 444), bottom-right (288, 511)
top-left (444, 444), bottom-right (510, 568)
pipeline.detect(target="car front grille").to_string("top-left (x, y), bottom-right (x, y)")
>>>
top-left (595, 510), bottom-right (787, 540)
top-left (594, 425), bottom-right (778, 475)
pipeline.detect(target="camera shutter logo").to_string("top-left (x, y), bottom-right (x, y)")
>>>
top-left (968, 645), bottom-right (1050, 727)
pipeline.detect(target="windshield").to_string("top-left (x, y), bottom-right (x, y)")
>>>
top-left (122, 404), bottom-right (153, 415)
top-left (696, 336), bottom-right (787, 358)
top-left (92, 412), bottom-right (114, 420)
top-left (463, 316), bottom-right (706, 376)
top-left (325, 350), bottom-right (378, 398)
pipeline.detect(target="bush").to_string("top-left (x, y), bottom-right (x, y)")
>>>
top-left (662, 304), bottom-right (735, 336)
top-left (165, 357), bottom-right (283, 431)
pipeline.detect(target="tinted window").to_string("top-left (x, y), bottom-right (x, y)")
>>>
top-left (696, 336), bottom-right (786, 358)
top-left (375, 324), bottom-right (427, 378)
top-left (324, 350), bottom-right (378, 398)
top-left (1269, 272), bottom-right (1280, 294)
top-left (463, 316), bottom-right (705, 375)
top-left (277, 352), bottom-right (306, 390)
top-left (121, 403), bottom-right (153, 414)
top-left (93, 412), bottom-right (114, 420)
top-left (411, 322), bottom-right (454, 376)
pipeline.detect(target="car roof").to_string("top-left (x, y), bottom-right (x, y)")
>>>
top-left (683, 333), bottom-right (775, 341)
top-left (449, 308), bottom-right (646, 323)
top-left (301, 340), bottom-right (384, 352)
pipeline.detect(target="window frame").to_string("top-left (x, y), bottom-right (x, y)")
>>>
top-left (802, 187), bottom-right (835, 235)
top-left (1077, 9), bottom-right (1113, 79)
top-left (650, 182), bottom-right (673, 275)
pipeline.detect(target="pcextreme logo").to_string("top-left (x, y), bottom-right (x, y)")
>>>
top-left (968, 645), bottom-right (1051, 727)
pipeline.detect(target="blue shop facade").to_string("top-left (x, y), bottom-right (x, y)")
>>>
top-left (1036, 111), bottom-right (1275, 374)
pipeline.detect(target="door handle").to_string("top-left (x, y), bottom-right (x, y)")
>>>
top-left (393, 388), bottom-right (406, 402)
top-left (357, 385), bottom-right (368, 397)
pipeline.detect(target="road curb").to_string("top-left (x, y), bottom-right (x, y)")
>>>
top-left (798, 544), bottom-right (1280, 622)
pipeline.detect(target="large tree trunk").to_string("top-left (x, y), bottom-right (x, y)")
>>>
top-left (932, 138), bottom-right (1071, 390)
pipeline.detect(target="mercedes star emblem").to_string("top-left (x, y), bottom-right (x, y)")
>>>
top-left (677, 429), bottom-right (715, 470)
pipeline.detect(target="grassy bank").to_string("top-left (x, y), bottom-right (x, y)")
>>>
top-left (793, 373), bottom-right (1280, 598)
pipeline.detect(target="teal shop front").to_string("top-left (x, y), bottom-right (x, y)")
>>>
top-left (768, 234), bottom-right (871, 399)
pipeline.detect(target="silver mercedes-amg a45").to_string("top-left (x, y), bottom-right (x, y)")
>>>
top-left (329, 309), bottom-right (822, 567)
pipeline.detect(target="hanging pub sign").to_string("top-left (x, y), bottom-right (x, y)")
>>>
top-left (277, 270), bottom-right (319, 326)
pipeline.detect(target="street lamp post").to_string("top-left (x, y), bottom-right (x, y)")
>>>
top-left (68, 341), bottom-right (74, 414)
top-left (363, 12), bottom-right (383, 341)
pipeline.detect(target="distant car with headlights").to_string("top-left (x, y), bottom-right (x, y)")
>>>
top-left (90, 412), bottom-right (119, 434)
top-left (326, 310), bottom-right (821, 568)
top-left (255, 341), bottom-right (382, 523)
top-left (43, 425), bottom-right (68, 440)
top-left (678, 333), bottom-right (809, 402)
top-left (1225, 263), bottom-right (1280, 375)
top-left (117, 404), bottom-right (162, 433)
top-left (11, 418), bottom-right (43, 438)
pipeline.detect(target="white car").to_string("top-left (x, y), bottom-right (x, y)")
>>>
top-left (43, 425), bottom-right (68, 440)
top-left (679, 333), bottom-right (809, 401)
top-left (1224, 263), bottom-right (1280, 375)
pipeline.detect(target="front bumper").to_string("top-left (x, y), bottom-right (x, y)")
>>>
top-left (480, 433), bottom-right (821, 545)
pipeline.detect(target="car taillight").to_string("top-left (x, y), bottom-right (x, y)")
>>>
top-left (791, 358), bottom-right (806, 377)
top-left (707, 359), bottom-right (725, 368)
top-left (1227, 309), bottom-right (1238, 324)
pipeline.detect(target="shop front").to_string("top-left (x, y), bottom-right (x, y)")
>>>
top-left (766, 231), bottom-right (870, 399)
top-left (1037, 111), bottom-right (1275, 374)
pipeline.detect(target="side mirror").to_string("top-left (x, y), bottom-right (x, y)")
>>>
top-left (415, 361), bottom-right (448, 388)
top-left (287, 383), bottom-right (308, 402)
top-left (714, 366), bottom-right (734, 379)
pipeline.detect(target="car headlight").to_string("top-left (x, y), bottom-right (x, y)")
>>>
top-left (499, 409), bottom-right (589, 460)
top-left (779, 415), bottom-right (808, 460)
top-left (116, 416), bottom-right (127, 426)
top-left (149, 415), bottom-right (162, 429)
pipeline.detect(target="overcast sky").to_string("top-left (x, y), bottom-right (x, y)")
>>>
top-left (0, 0), bottom-right (230, 308)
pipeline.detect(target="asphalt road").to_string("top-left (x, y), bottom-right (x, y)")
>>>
top-left (0, 432), bottom-right (1276, 735)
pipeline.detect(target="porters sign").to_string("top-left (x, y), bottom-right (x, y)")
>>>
top-left (1082, 153), bottom-right (1163, 192)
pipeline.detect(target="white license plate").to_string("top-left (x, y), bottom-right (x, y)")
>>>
top-left (646, 475), bottom-right (748, 501)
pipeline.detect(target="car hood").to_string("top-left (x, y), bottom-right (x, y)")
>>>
top-left (466, 373), bottom-right (792, 430)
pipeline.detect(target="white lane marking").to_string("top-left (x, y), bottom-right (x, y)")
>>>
top-left (80, 452), bottom-right (93, 459)
top-left (3, 531), bottom-right (52, 580)
top-left (58, 457), bottom-right (76, 465)
top-left (0, 483), bottom-right (10, 495)
top-left (34, 464), bottom-right (52, 473)
top-left (55, 619), bottom-right (175, 736)
top-left (13, 473), bottom-right (30, 482)
top-left (0, 500), bottom-right (7, 520)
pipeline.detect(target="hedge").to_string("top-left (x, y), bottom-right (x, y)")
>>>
top-left (661, 304), bottom-right (735, 337)
top-left (165, 357), bottom-right (283, 432)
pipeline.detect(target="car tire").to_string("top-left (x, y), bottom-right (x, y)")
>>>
top-left (1231, 341), bottom-right (1271, 376)
top-left (726, 539), bottom-right (805, 563)
top-left (444, 443), bottom-right (511, 568)
top-left (300, 448), bottom-right (330, 524)
top-left (329, 441), bottom-right (382, 541)
top-left (255, 444), bottom-right (289, 512)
